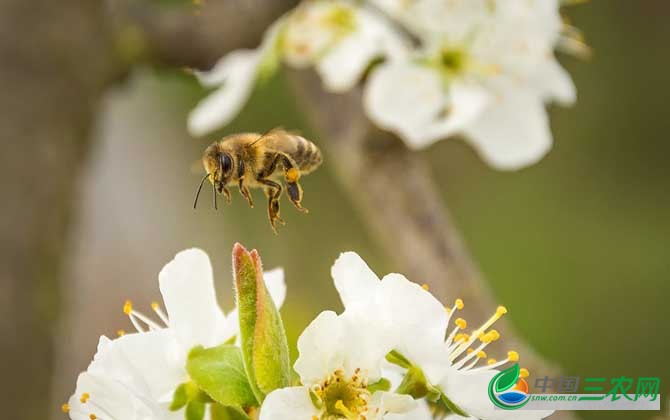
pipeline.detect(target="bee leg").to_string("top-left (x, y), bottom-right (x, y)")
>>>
top-left (280, 156), bottom-right (308, 213)
top-left (259, 179), bottom-right (284, 233)
top-left (238, 178), bottom-right (254, 208)
top-left (222, 186), bottom-right (232, 204)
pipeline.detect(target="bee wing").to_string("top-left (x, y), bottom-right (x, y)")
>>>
top-left (248, 126), bottom-right (302, 148)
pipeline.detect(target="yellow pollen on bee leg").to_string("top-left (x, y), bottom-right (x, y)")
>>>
top-left (80, 393), bottom-right (90, 404)
top-left (520, 368), bottom-right (529, 378)
top-left (61, 403), bottom-right (70, 413)
top-left (286, 168), bottom-right (300, 183)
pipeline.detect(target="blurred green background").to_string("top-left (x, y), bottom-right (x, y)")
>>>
top-left (49, 2), bottom-right (668, 420)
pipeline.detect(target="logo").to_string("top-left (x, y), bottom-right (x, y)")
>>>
top-left (488, 363), bottom-right (530, 410)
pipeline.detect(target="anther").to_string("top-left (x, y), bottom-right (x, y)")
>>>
top-left (508, 351), bottom-right (519, 362)
top-left (421, 283), bottom-right (430, 291)
top-left (61, 403), bottom-right (70, 413)
top-left (487, 358), bottom-right (497, 365)
top-left (80, 393), bottom-right (90, 404)
top-left (455, 318), bottom-right (467, 329)
top-left (477, 351), bottom-right (487, 359)
top-left (455, 298), bottom-right (464, 310)
top-left (520, 368), bottom-right (529, 378)
top-left (117, 329), bottom-right (125, 337)
top-left (123, 300), bottom-right (133, 315)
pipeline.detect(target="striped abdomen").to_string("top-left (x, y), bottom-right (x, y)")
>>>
top-left (289, 136), bottom-right (323, 174)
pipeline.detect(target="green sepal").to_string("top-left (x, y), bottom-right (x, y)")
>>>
top-left (395, 365), bottom-right (430, 399)
top-left (368, 377), bottom-right (392, 393)
top-left (210, 404), bottom-right (251, 420)
top-left (438, 392), bottom-right (469, 418)
top-left (385, 350), bottom-right (412, 369)
top-left (185, 401), bottom-right (206, 420)
top-left (170, 383), bottom-right (189, 411)
top-left (233, 243), bottom-right (291, 402)
top-left (186, 344), bottom-right (258, 408)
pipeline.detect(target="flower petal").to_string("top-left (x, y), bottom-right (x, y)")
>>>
top-left (264, 267), bottom-right (286, 309)
top-left (464, 89), bottom-right (552, 170)
top-left (368, 391), bottom-right (416, 419)
top-left (378, 273), bottom-right (451, 383)
top-left (317, 9), bottom-right (408, 92)
top-left (385, 399), bottom-right (433, 420)
top-left (331, 252), bottom-right (381, 314)
top-left (294, 311), bottom-right (346, 384)
top-left (441, 368), bottom-right (554, 420)
top-left (259, 386), bottom-right (318, 420)
top-left (364, 61), bottom-right (446, 147)
top-left (533, 57), bottom-right (576, 106)
top-left (187, 50), bottom-right (261, 136)
top-left (158, 248), bottom-right (226, 350)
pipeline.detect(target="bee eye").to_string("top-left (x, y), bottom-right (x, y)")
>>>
top-left (221, 154), bottom-right (232, 174)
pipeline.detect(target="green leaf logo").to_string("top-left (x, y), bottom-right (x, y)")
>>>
top-left (494, 363), bottom-right (520, 393)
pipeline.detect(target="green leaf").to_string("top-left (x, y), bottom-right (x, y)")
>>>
top-left (186, 344), bottom-right (258, 408)
top-left (233, 243), bottom-right (291, 402)
top-left (210, 404), bottom-right (251, 420)
top-left (185, 401), bottom-right (205, 420)
top-left (494, 364), bottom-right (520, 393)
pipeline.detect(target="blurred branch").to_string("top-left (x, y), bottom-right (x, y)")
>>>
top-left (286, 70), bottom-right (576, 420)
top-left (111, 0), bottom-right (298, 69)
top-left (0, 1), bottom-right (119, 418)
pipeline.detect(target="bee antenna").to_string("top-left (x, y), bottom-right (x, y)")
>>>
top-left (193, 173), bottom-right (210, 209)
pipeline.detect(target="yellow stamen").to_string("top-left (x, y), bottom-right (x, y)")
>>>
top-left (467, 348), bottom-right (474, 354)
top-left (455, 318), bottom-right (467, 329)
top-left (487, 358), bottom-right (497, 365)
top-left (90, 415), bottom-right (97, 420)
top-left (123, 300), bottom-right (132, 315)
top-left (150, 301), bottom-right (159, 310)
top-left (455, 298), bottom-right (464, 310)
top-left (334, 400), bottom-right (357, 420)
top-left (80, 393), bottom-right (90, 404)
top-left (477, 351), bottom-right (487, 359)
top-left (61, 403), bottom-right (70, 413)
top-left (421, 283), bottom-right (430, 291)
top-left (488, 330), bottom-right (500, 341)
top-left (520, 368), bottom-right (529, 378)
top-left (117, 329), bottom-right (126, 337)
top-left (508, 351), bottom-right (519, 362)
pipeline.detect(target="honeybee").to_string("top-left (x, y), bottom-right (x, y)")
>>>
top-left (193, 128), bottom-right (323, 233)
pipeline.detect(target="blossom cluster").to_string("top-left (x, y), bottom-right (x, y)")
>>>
top-left (188, 0), bottom-right (584, 170)
top-left (65, 245), bottom-right (553, 420)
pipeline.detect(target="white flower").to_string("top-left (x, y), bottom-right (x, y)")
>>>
top-left (364, 0), bottom-right (577, 170)
top-left (65, 248), bottom-right (285, 420)
top-left (188, 0), bottom-right (408, 137)
top-left (260, 310), bottom-right (418, 420)
top-left (330, 252), bottom-right (553, 419)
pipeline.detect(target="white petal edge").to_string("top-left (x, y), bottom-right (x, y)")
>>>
top-left (464, 89), bottom-right (553, 171)
top-left (187, 50), bottom-right (261, 137)
top-left (294, 310), bottom-right (346, 384)
top-left (158, 248), bottom-right (226, 350)
top-left (259, 386), bottom-right (318, 420)
top-left (264, 267), bottom-right (286, 309)
top-left (331, 252), bottom-right (381, 314)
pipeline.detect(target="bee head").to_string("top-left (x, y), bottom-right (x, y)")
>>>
top-left (214, 152), bottom-right (234, 190)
